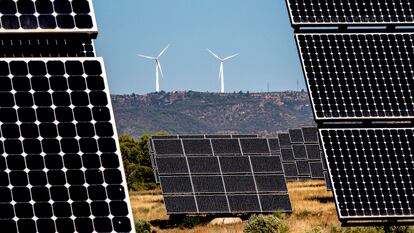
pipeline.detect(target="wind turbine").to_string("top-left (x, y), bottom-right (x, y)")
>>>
top-left (138, 44), bottom-right (170, 92)
top-left (207, 49), bottom-right (239, 93)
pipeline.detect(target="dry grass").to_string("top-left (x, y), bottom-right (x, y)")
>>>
top-left (130, 180), bottom-right (341, 233)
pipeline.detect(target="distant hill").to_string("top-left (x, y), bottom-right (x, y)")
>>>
top-left (111, 91), bottom-right (315, 138)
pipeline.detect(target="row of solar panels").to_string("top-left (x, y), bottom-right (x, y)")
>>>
top-left (149, 127), bottom-right (331, 215)
top-left (286, 0), bottom-right (414, 26)
top-left (0, 0), bottom-right (135, 232)
top-left (287, 0), bottom-right (414, 225)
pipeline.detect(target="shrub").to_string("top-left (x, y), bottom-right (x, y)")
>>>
top-left (179, 216), bottom-right (207, 229)
top-left (135, 220), bottom-right (152, 233)
top-left (244, 214), bottom-right (288, 233)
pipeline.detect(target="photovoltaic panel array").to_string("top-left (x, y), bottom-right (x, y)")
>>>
top-left (296, 32), bottom-right (414, 121)
top-left (149, 136), bottom-right (292, 214)
top-left (279, 127), bottom-right (327, 183)
top-left (287, 0), bottom-right (414, 225)
top-left (0, 58), bottom-right (133, 232)
top-left (320, 128), bottom-right (414, 219)
top-left (0, 0), bottom-right (97, 34)
top-left (0, 0), bottom-right (135, 232)
top-left (286, 0), bottom-right (414, 26)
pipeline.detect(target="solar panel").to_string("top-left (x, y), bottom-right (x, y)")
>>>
top-left (0, 57), bottom-right (133, 232)
top-left (296, 32), bottom-right (414, 120)
top-left (289, 129), bottom-right (304, 143)
top-left (309, 162), bottom-right (324, 179)
top-left (320, 128), bottom-right (414, 220)
top-left (268, 138), bottom-right (281, 154)
top-left (150, 137), bottom-right (292, 214)
top-left (292, 144), bottom-right (307, 159)
top-left (278, 133), bottom-right (291, 148)
top-left (0, 0), bottom-right (97, 34)
top-left (286, 0), bottom-right (414, 26)
top-left (302, 127), bottom-right (318, 143)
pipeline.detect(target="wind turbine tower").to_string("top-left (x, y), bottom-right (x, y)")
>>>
top-left (138, 44), bottom-right (170, 92)
top-left (207, 49), bottom-right (239, 93)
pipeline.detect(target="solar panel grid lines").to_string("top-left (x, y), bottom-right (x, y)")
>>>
top-left (296, 32), bottom-right (414, 121)
top-left (149, 136), bottom-right (293, 214)
top-left (0, 57), bottom-right (134, 232)
top-left (0, 0), bottom-right (98, 35)
top-left (286, 0), bottom-right (414, 26)
top-left (320, 127), bottom-right (414, 220)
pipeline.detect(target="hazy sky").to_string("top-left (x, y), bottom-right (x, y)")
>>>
top-left (93, 0), bottom-right (303, 94)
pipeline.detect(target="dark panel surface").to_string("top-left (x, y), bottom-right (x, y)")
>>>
top-left (306, 144), bottom-right (321, 160)
top-left (255, 175), bottom-right (288, 192)
top-left (0, 0), bottom-right (97, 33)
top-left (196, 195), bottom-right (229, 213)
top-left (292, 145), bottom-right (307, 159)
top-left (211, 139), bottom-right (241, 154)
top-left (219, 156), bottom-right (251, 174)
top-left (321, 128), bottom-right (414, 219)
top-left (153, 140), bottom-right (184, 155)
top-left (296, 160), bottom-right (311, 176)
top-left (156, 157), bottom-right (188, 175)
top-left (239, 138), bottom-right (270, 154)
top-left (187, 157), bottom-right (220, 174)
top-left (0, 58), bottom-right (133, 232)
top-left (163, 196), bottom-right (197, 214)
top-left (159, 176), bottom-right (193, 194)
top-left (297, 33), bottom-right (414, 120)
top-left (182, 139), bottom-right (212, 155)
top-left (268, 138), bottom-right (280, 153)
top-left (309, 162), bottom-right (324, 179)
top-left (224, 175), bottom-right (256, 193)
top-left (281, 148), bottom-right (295, 162)
top-left (283, 163), bottom-right (298, 178)
top-left (278, 133), bottom-right (291, 148)
top-left (260, 194), bottom-right (292, 212)
top-left (228, 195), bottom-right (261, 212)
top-left (192, 176), bottom-right (225, 193)
top-left (289, 129), bottom-right (304, 143)
top-left (250, 156), bottom-right (283, 174)
top-left (302, 127), bottom-right (318, 143)
top-left (287, 0), bottom-right (414, 26)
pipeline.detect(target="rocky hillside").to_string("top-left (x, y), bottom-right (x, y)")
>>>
top-left (111, 91), bottom-right (315, 138)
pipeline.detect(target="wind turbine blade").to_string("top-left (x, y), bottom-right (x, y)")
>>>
top-left (156, 60), bottom-right (164, 78)
top-left (158, 44), bottom-right (170, 58)
top-left (206, 48), bottom-right (222, 60)
top-left (138, 54), bottom-right (156, 59)
top-left (223, 53), bottom-right (240, 61)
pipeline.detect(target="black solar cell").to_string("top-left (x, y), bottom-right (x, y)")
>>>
top-left (302, 127), bottom-right (318, 143)
top-left (250, 156), bottom-right (284, 174)
top-left (192, 176), bottom-right (225, 193)
top-left (159, 176), bottom-right (193, 194)
top-left (297, 33), bottom-right (414, 120)
top-left (296, 160), bottom-right (311, 176)
top-left (260, 194), bottom-right (292, 212)
top-left (153, 139), bottom-right (184, 155)
top-left (163, 196), bottom-right (197, 214)
top-left (281, 148), bottom-right (295, 162)
top-left (286, 0), bottom-right (414, 26)
top-left (255, 175), bottom-right (288, 192)
top-left (197, 195), bottom-right (229, 213)
top-left (283, 163), bottom-right (298, 178)
top-left (219, 156), bottom-right (251, 174)
top-left (228, 195), bottom-right (261, 212)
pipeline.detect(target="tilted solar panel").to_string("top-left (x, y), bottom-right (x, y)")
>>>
top-left (0, 0), bottom-right (97, 34)
top-left (296, 32), bottom-right (414, 120)
top-left (286, 0), bottom-right (414, 26)
top-left (320, 128), bottom-right (414, 220)
top-left (0, 57), bottom-right (133, 232)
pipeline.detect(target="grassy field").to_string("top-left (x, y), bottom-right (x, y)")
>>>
top-left (130, 180), bottom-right (344, 233)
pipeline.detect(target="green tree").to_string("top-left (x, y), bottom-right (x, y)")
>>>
top-left (119, 132), bottom-right (169, 191)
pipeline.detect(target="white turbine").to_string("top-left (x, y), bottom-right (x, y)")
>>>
top-left (207, 49), bottom-right (239, 93)
top-left (138, 44), bottom-right (170, 92)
